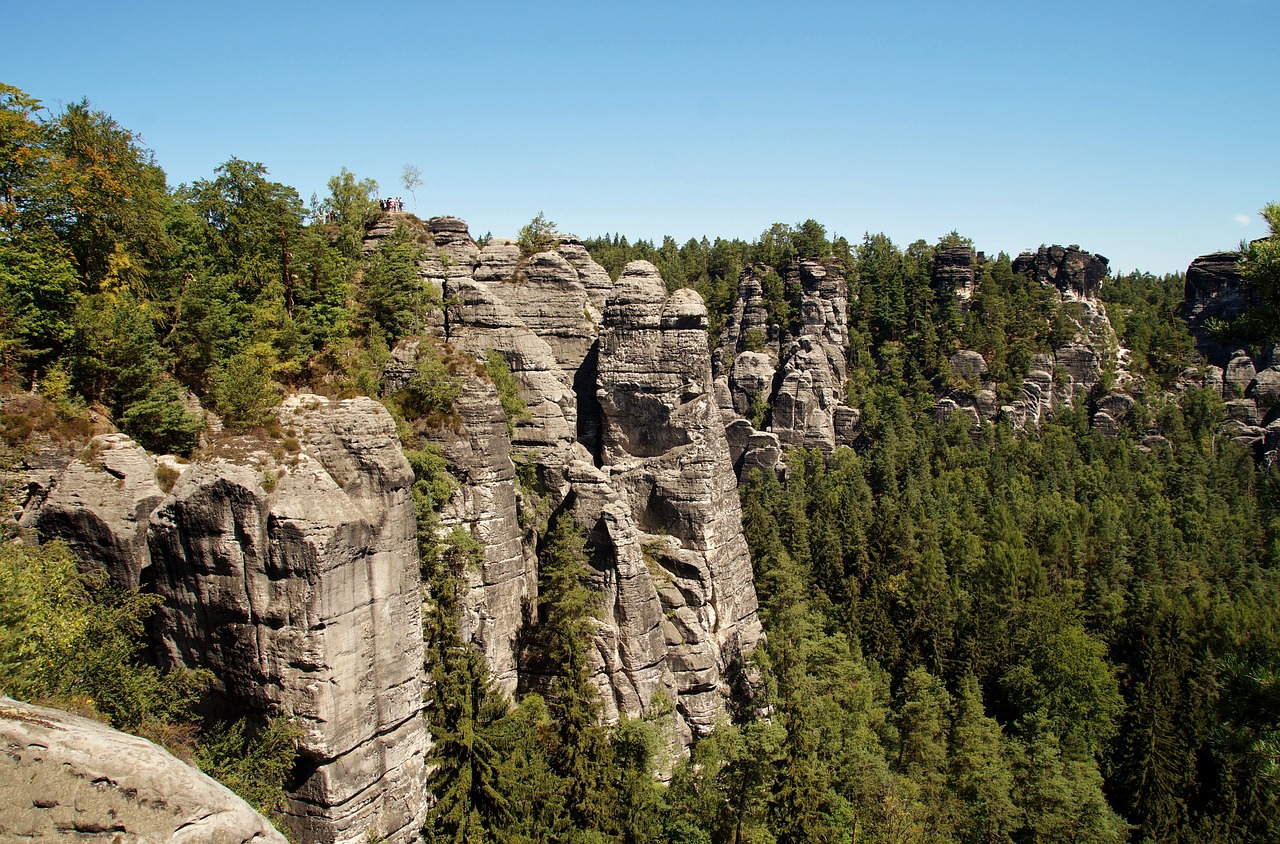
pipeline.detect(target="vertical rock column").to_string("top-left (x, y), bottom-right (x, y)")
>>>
top-left (148, 396), bottom-right (428, 844)
top-left (596, 261), bottom-right (763, 734)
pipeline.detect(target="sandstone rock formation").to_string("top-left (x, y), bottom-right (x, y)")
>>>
top-left (1013, 244), bottom-right (1109, 300)
top-left (391, 220), bottom-right (766, 746)
top-left (1184, 251), bottom-right (1250, 349)
top-left (0, 697), bottom-right (287, 843)
top-left (594, 263), bottom-right (764, 736)
top-left (20, 433), bottom-right (166, 589)
top-left (148, 395), bottom-right (428, 843)
top-left (936, 245), bottom-right (1129, 432)
top-left (932, 245), bottom-right (978, 306)
top-left (713, 259), bottom-right (859, 471)
top-left (24, 398), bottom-right (430, 844)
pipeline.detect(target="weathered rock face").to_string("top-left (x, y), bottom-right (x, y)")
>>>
top-left (596, 263), bottom-right (764, 735)
top-left (933, 246), bottom-right (977, 304)
top-left (426, 373), bottom-right (531, 697)
top-left (20, 433), bottom-right (166, 589)
top-left (0, 697), bottom-right (288, 843)
top-left (713, 259), bottom-right (859, 470)
top-left (148, 396), bottom-right (427, 844)
top-left (1184, 251), bottom-right (1249, 350)
top-left (1013, 245), bottom-right (1109, 300)
top-left (399, 223), bottom-right (765, 747)
top-left (949, 350), bottom-right (988, 384)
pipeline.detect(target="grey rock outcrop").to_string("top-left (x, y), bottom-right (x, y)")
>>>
top-left (1013, 245), bottom-right (1109, 300)
top-left (933, 246), bottom-right (978, 305)
top-left (597, 262), bottom-right (764, 734)
top-left (1251, 366), bottom-right (1280, 408)
top-left (402, 223), bottom-right (764, 748)
top-left (714, 259), bottom-right (858, 466)
top-left (949, 350), bottom-right (988, 384)
top-left (148, 396), bottom-right (428, 844)
top-left (1181, 250), bottom-right (1276, 456)
top-left (20, 433), bottom-right (167, 589)
top-left (727, 351), bottom-right (776, 419)
top-left (1184, 251), bottom-right (1250, 355)
top-left (1225, 352), bottom-right (1257, 397)
top-left (0, 697), bottom-right (287, 843)
top-left (426, 374), bottom-right (531, 697)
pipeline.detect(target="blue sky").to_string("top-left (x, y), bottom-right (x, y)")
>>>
top-left (4, 0), bottom-right (1275, 274)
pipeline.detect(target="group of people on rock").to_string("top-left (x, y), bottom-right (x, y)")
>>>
top-left (380, 197), bottom-right (405, 212)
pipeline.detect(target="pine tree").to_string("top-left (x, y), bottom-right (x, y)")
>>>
top-left (537, 512), bottom-right (612, 831)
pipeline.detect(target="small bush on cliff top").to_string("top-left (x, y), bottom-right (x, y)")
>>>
top-left (517, 212), bottom-right (560, 257)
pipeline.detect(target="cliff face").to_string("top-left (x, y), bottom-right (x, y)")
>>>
top-left (148, 396), bottom-right (428, 843)
top-left (22, 399), bottom-right (430, 844)
top-left (593, 264), bottom-right (762, 737)
top-left (18, 215), bottom-right (766, 837)
top-left (1180, 250), bottom-right (1280, 461)
top-left (932, 246), bottom-right (1129, 434)
top-left (406, 225), bottom-right (765, 744)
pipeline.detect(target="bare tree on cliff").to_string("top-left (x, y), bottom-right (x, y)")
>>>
top-left (401, 163), bottom-right (423, 212)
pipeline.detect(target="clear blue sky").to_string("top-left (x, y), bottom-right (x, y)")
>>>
top-left (5, 0), bottom-right (1275, 274)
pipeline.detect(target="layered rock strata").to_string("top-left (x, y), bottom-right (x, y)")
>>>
top-left (21, 399), bottom-right (430, 844)
top-left (932, 245), bottom-right (978, 307)
top-left (20, 433), bottom-right (163, 589)
top-left (148, 396), bottom-right (428, 843)
top-left (0, 697), bottom-right (288, 843)
top-left (713, 259), bottom-right (859, 473)
top-left (594, 264), bottom-right (764, 736)
top-left (392, 219), bottom-right (764, 745)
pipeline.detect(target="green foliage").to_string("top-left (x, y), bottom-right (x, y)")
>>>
top-left (194, 717), bottom-right (302, 823)
top-left (1101, 270), bottom-right (1195, 388)
top-left (1229, 202), bottom-right (1280, 342)
top-left (213, 347), bottom-right (281, 430)
top-left (396, 343), bottom-right (464, 424)
top-left (737, 397), bottom-right (1280, 843)
top-left (484, 350), bottom-right (528, 437)
top-left (759, 269), bottom-right (796, 330)
top-left (119, 373), bottom-right (202, 454)
top-left (0, 541), bottom-right (209, 730)
top-left (517, 211), bottom-right (560, 257)
top-left (0, 226), bottom-right (80, 378)
top-left (360, 221), bottom-right (433, 342)
top-left (324, 167), bottom-right (379, 259)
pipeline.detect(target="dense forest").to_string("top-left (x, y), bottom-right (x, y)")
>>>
top-left (2, 80), bottom-right (1279, 844)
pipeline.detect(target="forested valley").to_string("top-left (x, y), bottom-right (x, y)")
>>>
top-left (2, 81), bottom-right (1279, 844)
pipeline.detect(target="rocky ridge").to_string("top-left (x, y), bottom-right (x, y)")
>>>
top-left (707, 244), bottom-right (1135, 467)
top-left (712, 260), bottom-right (859, 474)
top-left (402, 221), bottom-right (765, 743)
top-left (930, 246), bottom-right (1131, 434)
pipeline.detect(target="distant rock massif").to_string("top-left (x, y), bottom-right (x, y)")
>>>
top-left (15, 214), bottom-right (1277, 842)
top-left (1182, 251), bottom-right (1280, 459)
